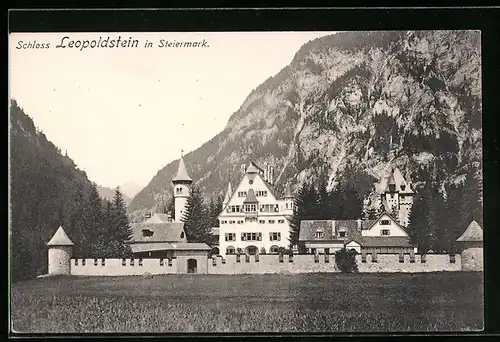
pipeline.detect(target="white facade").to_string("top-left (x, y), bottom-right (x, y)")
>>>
top-left (172, 156), bottom-right (192, 223)
top-left (48, 246), bottom-right (72, 275)
top-left (218, 162), bottom-right (293, 256)
top-left (361, 213), bottom-right (409, 237)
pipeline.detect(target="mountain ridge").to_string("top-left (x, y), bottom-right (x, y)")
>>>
top-left (128, 30), bottom-right (482, 217)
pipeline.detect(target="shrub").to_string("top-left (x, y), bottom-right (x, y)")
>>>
top-left (260, 247), bottom-right (266, 255)
top-left (335, 248), bottom-right (358, 273)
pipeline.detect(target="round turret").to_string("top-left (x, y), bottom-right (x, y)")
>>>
top-left (47, 226), bottom-right (74, 276)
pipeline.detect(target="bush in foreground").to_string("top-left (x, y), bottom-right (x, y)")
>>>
top-left (335, 248), bottom-right (358, 273)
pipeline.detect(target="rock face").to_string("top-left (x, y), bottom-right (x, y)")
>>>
top-left (129, 31), bottom-right (481, 214)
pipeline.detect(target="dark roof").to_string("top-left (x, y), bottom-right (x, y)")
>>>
top-left (131, 221), bottom-right (186, 243)
top-left (130, 242), bottom-right (174, 253)
top-left (360, 236), bottom-right (413, 248)
top-left (243, 189), bottom-right (258, 203)
top-left (299, 220), bottom-right (337, 241)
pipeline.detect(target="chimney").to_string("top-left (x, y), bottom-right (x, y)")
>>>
top-left (241, 164), bottom-right (247, 174)
top-left (332, 220), bottom-right (336, 237)
top-left (357, 219), bottom-right (362, 231)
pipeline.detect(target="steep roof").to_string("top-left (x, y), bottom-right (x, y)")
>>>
top-left (245, 162), bottom-right (261, 174)
top-left (243, 189), bottom-right (258, 203)
top-left (383, 168), bottom-right (414, 194)
top-left (47, 226), bottom-right (74, 246)
top-left (457, 220), bottom-right (483, 242)
top-left (299, 220), bottom-right (338, 241)
top-left (131, 221), bottom-right (186, 243)
top-left (172, 156), bottom-right (192, 182)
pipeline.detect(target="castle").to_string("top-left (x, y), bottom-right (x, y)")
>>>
top-left (45, 157), bottom-right (483, 275)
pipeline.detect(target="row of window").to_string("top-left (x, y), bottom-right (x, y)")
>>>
top-left (224, 232), bottom-right (281, 241)
top-left (220, 219), bottom-right (285, 225)
top-left (313, 228), bottom-right (391, 238)
top-left (175, 187), bottom-right (184, 194)
top-left (226, 204), bottom-right (289, 213)
top-left (237, 190), bottom-right (270, 198)
top-left (225, 245), bottom-right (281, 254)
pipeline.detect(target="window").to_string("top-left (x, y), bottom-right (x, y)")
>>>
top-left (245, 204), bottom-right (257, 212)
top-left (270, 245), bottom-right (279, 254)
top-left (400, 195), bottom-right (405, 200)
top-left (238, 191), bottom-right (247, 197)
top-left (274, 204), bottom-right (279, 212)
top-left (389, 184), bottom-right (396, 192)
top-left (142, 229), bottom-right (154, 237)
top-left (390, 194), bottom-right (395, 198)
top-left (268, 220), bottom-right (275, 224)
top-left (226, 246), bottom-right (235, 254)
top-left (237, 220), bottom-right (244, 224)
top-left (315, 230), bottom-right (324, 238)
top-left (228, 205), bottom-right (241, 213)
top-left (180, 231), bottom-right (185, 239)
top-left (229, 220), bottom-right (235, 224)
top-left (339, 230), bottom-right (346, 238)
top-left (325, 248), bottom-right (330, 255)
top-left (380, 220), bottom-right (390, 225)
top-left (256, 190), bottom-right (268, 197)
top-left (225, 233), bottom-right (236, 241)
top-left (278, 219), bottom-right (285, 224)
top-left (241, 232), bottom-right (262, 241)
top-left (249, 180), bottom-right (253, 185)
top-left (259, 220), bottom-right (265, 224)
top-left (381, 229), bottom-right (390, 236)
top-left (401, 184), bottom-right (406, 191)
top-left (269, 232), bottom-right (281, 241)
top-left (245, 217), bottom-right (257, 223)
top-left (285, 203), bottom-right (288, 209)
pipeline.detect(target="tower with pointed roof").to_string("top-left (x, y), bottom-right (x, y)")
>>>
top-left (172, 154), bottom-right (193, 223)
top-left (47, 225), bottom-right (74, 276)
top-left (381, 168), bottom-right (414, 227)
top-left (283, 183), bottom-right (294, 215)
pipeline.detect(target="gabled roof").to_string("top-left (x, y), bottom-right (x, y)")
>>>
top-left (47, 226), bottom-right (74, 246)
top-left (243, 189), bottom-right (258, 203)
top-left (457, 220), bottom-right (483, 242)
top-left (245, 162), bottom-right (261, 174)
top-left (299, 220), bottom-right (338, 241)
top-left (131, 221), bottom-right (186, 243)
top-left (364, 211), bottom-right (407, 232)
top-left (172, 156), bottom-right (192, 182)
top-left (130, 242), bottom-right (211, 253)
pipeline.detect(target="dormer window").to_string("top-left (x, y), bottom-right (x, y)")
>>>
top-left (142, 229), bottom-right (154, 238)
top-left (401, 184), bottom-right (406, 191)
top-left (381, 229), bottom-right (390, 236)
top-left (339, 230), bottom-right (346, 238)
top-left (389, 184), bottom-right (396, 192)
top-left (380, 220), bottom-right (390, 225)
top-left (315, 230), bottom-right (324, 238)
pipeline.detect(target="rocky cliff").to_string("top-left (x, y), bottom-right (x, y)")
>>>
top-left (128, 31), bottom-right (481, 215)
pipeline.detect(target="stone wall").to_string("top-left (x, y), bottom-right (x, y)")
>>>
top-left (460, 248), bottom-right (483, 271)
top-left (70, 258), bottom-right (178, 276)
top-left (208, 254), bottom-right (338, 274)
top-left (356, 254), bottom-right (462, 273)
top-left (67, 253), bottom-right (466, 276)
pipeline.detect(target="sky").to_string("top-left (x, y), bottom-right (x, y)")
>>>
top-left (9, 31), bottom-right (336, 189)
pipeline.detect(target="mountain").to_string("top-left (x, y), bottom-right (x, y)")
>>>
top-left (128, 31), bottom-right (482, 215)
top-left (9, 100), bottom-right (95, 281)
top-left (119, 181), bottom-right (143, 199)
top-left (97, 184), bottom-right (132, 206)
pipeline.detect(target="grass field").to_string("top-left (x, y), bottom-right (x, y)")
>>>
top-left (10, 272), bottom-right (483, 333)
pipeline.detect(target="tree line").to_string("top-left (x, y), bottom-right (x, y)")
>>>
top-left (407, 167), bottom-right (482, 254)
top-left (10, 100), bottom-right (132, 281)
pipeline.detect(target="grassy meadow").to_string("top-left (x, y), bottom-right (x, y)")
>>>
top-left (10, 272), bottom-right (483, 333)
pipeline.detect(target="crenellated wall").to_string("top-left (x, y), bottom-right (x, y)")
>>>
top-left (70, 258), bottom-right (178, 276)
top-left (64, 253), bottom-right (467, 276)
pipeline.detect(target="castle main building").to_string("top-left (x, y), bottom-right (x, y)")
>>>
top-left (218, 161), bottom-right (294, 257)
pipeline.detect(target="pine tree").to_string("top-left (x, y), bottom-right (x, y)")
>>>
top-left (181, 185), bottom-right (210, 243)
top-left (164, 196), bottom-right (175, 220)
top-left (459, 168), bottom-right (483, 233)
top-left (316, 174), bottom-right (332, 219)
top-left (407, 183), bottom-right (432, 253)
top-left (85, 183), bottom-right (105, 258)
top-left (289, 181), bottom-right (310, 251)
